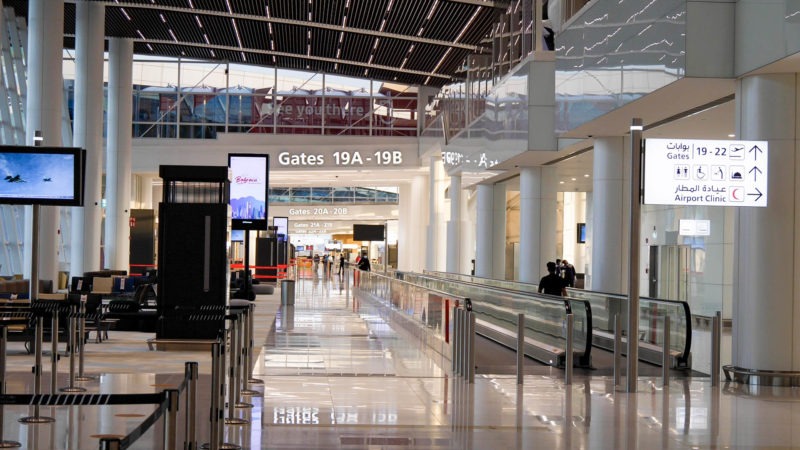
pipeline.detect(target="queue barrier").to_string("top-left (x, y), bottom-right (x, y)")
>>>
top-left (2, 303), bottom-right (261, 450)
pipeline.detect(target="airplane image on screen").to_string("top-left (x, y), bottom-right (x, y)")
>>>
top-left (4, 174), bottom-right (25, 183)
top-left (43, 177), bottom-right (52, 182)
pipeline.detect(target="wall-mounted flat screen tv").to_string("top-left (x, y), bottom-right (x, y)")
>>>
top-left (231, 229), bottom-right (244, 242)
top-left (228, 154), bottom-right (269, 230)
top-left (0, 146), bottom-right (85, 206)
top-left (353, 224), bottom-right (385, 241)
top-left (577, 223), bottom-right (586, 243)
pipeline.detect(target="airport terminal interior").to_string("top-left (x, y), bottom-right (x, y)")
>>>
top-left (0, 0), bottom-right (799, 448)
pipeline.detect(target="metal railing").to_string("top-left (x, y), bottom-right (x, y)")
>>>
top-left (395, 271), bottom-right (593, 368)
top-left (351, 268), bottom-right (467, 363)
top-left (423, 270), bottom-right (693, 368)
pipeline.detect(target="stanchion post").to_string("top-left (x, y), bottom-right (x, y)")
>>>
top-left (0, 326), bottom-right (6, 395)
top-left (662, 316), bottom-right (670, 387)
top-left (35, 316), bottom-right (43, 395)
top-left (247, 304), bottom-right (262, 385)
top-left (468, 311), bottom-right (476, 384)
top-left (50, 312), bottom-right (59, 393)
top-left (207, 342), bottom-right (220, 450)
top-left (225, 316), bottom-right (248, 425)
top-left (565, 314), bottom-right (574, 386)
top-left (185, 362), bottom-right (198, 450)
top-left (77, 301), bottom-right (93, 381)
top-left (234, 312), bottom-right (252, 409)
top-left (61, 306), bottom-right (85, 392)
top-left (1, 325), bottom-right (22, 447)
top-left (517, 313), bottom-right (524, 385)
top-left (163, 389), bottom-right (179, 450)
top-left (712, 311), bottom-right (721, 387)
top-left (99, 438), bottom-right (121, 450)
top-left (613, 314), bottom-right (622, 388)
top-left (19, 316), bottom-right (54, 424)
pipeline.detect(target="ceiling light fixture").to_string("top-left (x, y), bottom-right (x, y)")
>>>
top-left (426, 0), bottom-right (440, 20)
top-left (454, 6), bottom-right (482, 43)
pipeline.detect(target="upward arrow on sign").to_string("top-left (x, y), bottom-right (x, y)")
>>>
top-left (749, 145), bottom-right (763, 161)
top-left (749, 166), bottom-right (762, 181)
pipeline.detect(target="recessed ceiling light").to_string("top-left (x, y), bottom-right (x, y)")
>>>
top-left (584, 174), bottom-right (590, 178)
top-left (559, 181), bottom-right (565, 184)
top-left (728, 134), bottom-right (735, 137)
top-left (571, 177), bottom-right (576, 181)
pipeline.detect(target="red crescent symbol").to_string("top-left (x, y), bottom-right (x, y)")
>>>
top-left (732, 188), bottom-right (741, 200)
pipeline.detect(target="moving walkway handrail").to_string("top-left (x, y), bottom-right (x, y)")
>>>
top-left (423, 269), bottom-right (692, 366)
top-left (394, 270), bottom-right (593, 366)
top-left (352, 269), bottom-right (468, 359)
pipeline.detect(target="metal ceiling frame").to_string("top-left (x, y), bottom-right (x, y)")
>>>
top-left (96, 36), bottom-right (453, 80)
top-left (67, 0), bottom-right (479, 51)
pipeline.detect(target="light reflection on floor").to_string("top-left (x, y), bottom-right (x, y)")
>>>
top-left (2, 275), bottom-right (799, 448)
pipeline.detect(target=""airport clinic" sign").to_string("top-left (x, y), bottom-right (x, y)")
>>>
top-left (643, 139), bottom-right (768, 207)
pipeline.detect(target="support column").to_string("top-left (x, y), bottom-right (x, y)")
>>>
top-left (446, 174), bottom-right (462, 273)
top-left (398, 175), bottom-right (429, 272)
top-left (492, 182), bottom-right (507, 279)
top-left (425, 158), bottom-right (443, 271)
top-left (518, 166), bottom-right (557, 283)
top-left (475, 184), bottom-right (493, 278)
top-left (71, 0), bottom-right (105, 277)
top-left (733, 73), bottom-right (800, 372)
top-left (24, 0), bottom-right (64, 286)
top-left (591, 137), bottom-right (628, 293)
top-left (105, 38), bottom-right (134, 270)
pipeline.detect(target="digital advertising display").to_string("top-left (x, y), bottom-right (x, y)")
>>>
top-left (228, 153), bottom-right (269, 230)
top-left (0, 146), bottom-right (85, 206)
top-left (273, 216), bottom-right (288, 240)
top-left (231, 229), bottom-right (244, 242)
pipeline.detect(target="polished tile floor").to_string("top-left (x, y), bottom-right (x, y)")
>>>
top-left (2, 275), bottom-right (799, 448)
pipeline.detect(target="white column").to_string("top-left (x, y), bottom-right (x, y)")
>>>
top-left (399, 175), bottom-right (428, 272)
top-left (475, 183), bottom-right (493, 278)
top-left (140, 175), bottom-right (154, 210)
top-left (518, 166), bottom-right (557, 283)
top-left (105, 38), bottom-right (134, 270)
top-left (445, 174), bottom-right (461, 273)
top-left (425, 158), bottom-right (441, 271)
top-left (733, 73), bottom-right (800, 372)
top-left (591, 137), bottom-right (628, 293)
top-left (492, 182), bottom-right (507, 279)
top-left (71, 0), bottom-right (105, 277)
top-left (24, 0), bottom-right (64, 286)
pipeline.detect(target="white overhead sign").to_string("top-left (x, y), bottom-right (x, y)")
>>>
top-left (644, 139), bottom-right (768, 207)
top-left (679, 219), bottom-right (711, 236)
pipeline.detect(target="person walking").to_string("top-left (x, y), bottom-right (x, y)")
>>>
top-left (538, 261), bottom-right (567, 297)
top-left (561, 259), bottom-right (576, 288)
top-left (357, 252), bottom-right (371, 272)
top-left (338, 253), bottom-right (345, 276)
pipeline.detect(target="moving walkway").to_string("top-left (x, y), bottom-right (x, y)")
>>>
top-left (418, 270), bottom-right (692, 369)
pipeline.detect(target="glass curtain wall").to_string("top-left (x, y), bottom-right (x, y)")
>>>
top-left (62, 54), bottom-right (419, 139)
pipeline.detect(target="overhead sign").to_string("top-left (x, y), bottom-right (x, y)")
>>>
top-left (644, 139), bottom-right (768, 207)
top-left (679, 219), bottom-right (710, 236)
